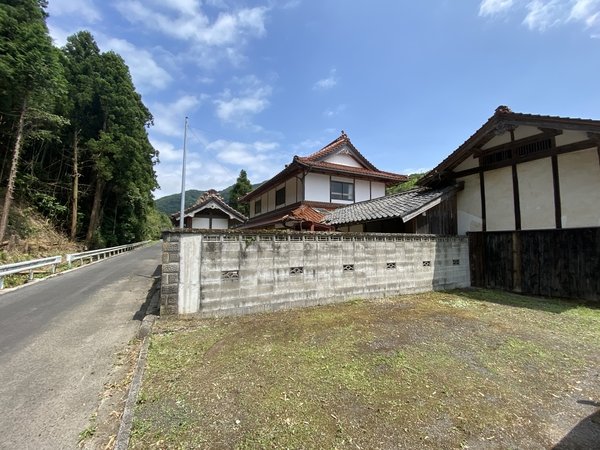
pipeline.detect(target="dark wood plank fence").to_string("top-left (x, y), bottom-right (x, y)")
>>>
top-left (469, 228), bottom-right (600, 301)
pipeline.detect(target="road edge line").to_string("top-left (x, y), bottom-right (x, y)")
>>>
top-left (114, 314), bottom-right (157, 450)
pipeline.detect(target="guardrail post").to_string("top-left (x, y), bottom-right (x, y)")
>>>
top-left (0, 277), bottom-right (4, 290)
top-left (28, 269), bottom-right (34, 283)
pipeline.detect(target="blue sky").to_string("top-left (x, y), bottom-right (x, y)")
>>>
top-left (46, 0), bottom-right (600, 197)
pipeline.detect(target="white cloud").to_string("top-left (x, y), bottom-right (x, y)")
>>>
top-left (206, 139), bottom-right (284, 182)
top-left (214, 77), bottom-right (272, 127)
top-left (151, 139), bottom-right (181, 163)
top-left (569, 0), bottom-right (600, 27)
top-left (103, 38), bottom-right (173, 90)
top-left (47, 0), bottom-right (101, 22)
top-left (479, 0), bottom-right (514, 17)
top-left (313, 69), bottom-right (338, 90)
top-left (114, 1), bottom-right (267, 48)
top-left (523, 0), bottom-right (563, 30)
top-left (151, 95), bottom-right (203, 137)
top-left (479, 0), bottom-right (600, 35)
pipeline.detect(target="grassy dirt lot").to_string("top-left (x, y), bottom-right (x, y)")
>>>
top-left (131, 289), bottom-right (600, 449)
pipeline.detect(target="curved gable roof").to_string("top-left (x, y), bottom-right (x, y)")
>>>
top-left (419, 105), bottom-right (600, 187)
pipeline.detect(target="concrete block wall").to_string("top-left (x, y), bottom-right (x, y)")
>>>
top-left (161, 230), bottom-right (470, 316)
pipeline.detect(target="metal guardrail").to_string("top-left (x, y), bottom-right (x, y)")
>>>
top-left (0, 240), bottom-right (151, 289)
top-left (0, 256), bottom-right (62, 289)
top-left (65, 241), bottom-right (150, 268)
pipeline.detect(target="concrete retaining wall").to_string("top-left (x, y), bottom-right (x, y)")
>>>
top-left (161, 230), bottom-right (470, 316)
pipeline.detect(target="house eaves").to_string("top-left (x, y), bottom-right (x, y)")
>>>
top-left (419, 105), bottom-right (600, 187)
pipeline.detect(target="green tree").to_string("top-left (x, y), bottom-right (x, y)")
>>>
top-left (83, 50), bottom-right (158, 246)
top-left (386, 173), bottom-right (426, 195)
top-left (229, 169), bottom-right (252, 216)
top-left (60, 31), bottom-right (104, 240)
top-left (0, 0), bottom-right (66, 242)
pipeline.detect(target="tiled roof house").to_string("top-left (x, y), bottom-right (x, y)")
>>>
top-left (240, 132), bottom-right (407, 230)
top-left (172, 189), bottom-right (247, 229)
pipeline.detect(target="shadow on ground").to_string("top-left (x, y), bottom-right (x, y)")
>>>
top-left (456, 288), bottom-right (600, 315)
top-left (553, 403), bottom-right (600, 450)
top-left (133, 264), bottom-right (161, 320)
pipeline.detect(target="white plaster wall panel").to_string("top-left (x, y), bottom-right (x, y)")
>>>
top-left (485, 167), bottom-right (515, 231)
top-left (355, 179), bottom-right (371, 201)
top-left (518, 158), bottom-right (555, 230)
top-left (482, 132), bottom-right (511, 149)
top-left (326, 151), bottom-right (362, 167)
top-left (285, 177), bottom-right (297, 205)
top-left (177, 235), bottom-right (201, 314)
top-left (558, 148), bottom-right (600, 228)
top-left (305, 173), bottom-right (330, 202)
top-left (455, 155), bottom-right (478, 171)
top-left (555, 130), bottom-right (588, 146)
top-left (514, 125), bottom-right (543, 140)
top-left (192, 217), bottom-right (210, 229)
top-left (371, 182), bottom-right (385, 199)
top-left (456, 174), bottom-right (482, 235)
top-left (212, 218), bottom-right (229, 229)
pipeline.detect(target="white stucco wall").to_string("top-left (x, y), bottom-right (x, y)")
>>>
top-left (485, 167), bottom-right (515, 231)
top-left (192, 217), bottom-right (210, 229)
top-left (514, 125), bottom-right (543, 140)
top-left (457, 174), bottom-right (482, 235)
top-left (355, 179), bottom-right (371, 201)
top-left (305, 173), bottom-right (330, 202)
top-left (371, 182), bottom-right (385, 199)
top-left (482, 131), bottom-right (511, 149)
top-left (518, 158), bottom-right (555, 230)
top-left (455, 155), bottom-right (478, 171)
top-left (556, 130), bottom-right (588, 146)
top-left (325, 152), bottom-right (362, 167)
top-left (558, 147), bottom-right (600, 228)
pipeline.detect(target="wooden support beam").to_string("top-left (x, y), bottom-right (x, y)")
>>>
top-left (453, 139), bottom-right (597, 179)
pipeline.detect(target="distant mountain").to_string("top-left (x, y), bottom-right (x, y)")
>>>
top-left (155, 182), bottom-right (263, 215)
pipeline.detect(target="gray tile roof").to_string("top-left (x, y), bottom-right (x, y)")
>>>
top-left (323, 186), bottom-right (457, 225)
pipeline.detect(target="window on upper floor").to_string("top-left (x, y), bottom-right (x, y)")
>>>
top-left (254, 199), bottom-right (262, 214)
top-left (275, 187), bottom-right (286, 206)
top-left (331, 180), bottom-right (354, 201)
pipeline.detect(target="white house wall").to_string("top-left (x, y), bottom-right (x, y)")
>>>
top-left (457, 173), bottom-right (482, 235)
top-left (558, 148), bottom-right (600, 228)
top-left (355, 179), bottom-right (371, 201)
top-left (454, 128), bottom-right (600, 233)
top-left (513, 125), bottom-right (542, 140)
top-left (325, 152), bottom-right (362, 167)
top-left (518, 158), bottom-right (555, 230)
top-left (371, 182), bottom-right (385, 198)
top-left (305, 173), bottom-right (330, 202)
top-left (485, 167), bottom-right (515, 231)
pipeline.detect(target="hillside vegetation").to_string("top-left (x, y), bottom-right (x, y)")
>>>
top-left (155, 180), bottom-right (263, 216)
top-left (0, 1), bottom-right (169, 251)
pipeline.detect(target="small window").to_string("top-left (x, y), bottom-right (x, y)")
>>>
top-left (331, 181), bottom-right (354, 201)
top-left (254, 199), bottom-right (262, 214)
top-left (275, 187), bottom-right (285, 206)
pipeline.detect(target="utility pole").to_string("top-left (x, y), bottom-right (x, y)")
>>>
top-left (179, 116), bottom-right (188, 229)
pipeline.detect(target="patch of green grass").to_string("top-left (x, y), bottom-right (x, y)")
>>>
top-left (130, 289), bottom-right (600, 449)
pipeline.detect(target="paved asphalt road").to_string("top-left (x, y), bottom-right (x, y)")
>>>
top-left (0, 243), bottom-right (161, 450)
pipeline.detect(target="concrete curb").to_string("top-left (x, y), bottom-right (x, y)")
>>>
top-left (114, 314), bottom-right (157, 450)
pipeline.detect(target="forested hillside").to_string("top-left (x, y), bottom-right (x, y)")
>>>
top-left (155, 177), bottom-right (264, 216)
top-left (0, 0), bottom-right (169, 249)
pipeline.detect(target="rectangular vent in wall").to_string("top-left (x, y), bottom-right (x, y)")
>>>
top-left (290, 267), bottom-right (304, 275)
top-left (422, 261), bottom-right (431, 267)
top-left (221, 270), bottom-right (239, 281)
top-left (386, 262), bottom-right (397, 269)
top-left (453, 259), bottom-right (460, 265)
top-left (343, 264), bottom-right (355, 272)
